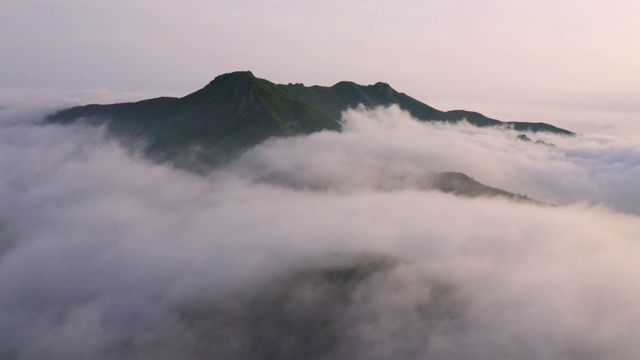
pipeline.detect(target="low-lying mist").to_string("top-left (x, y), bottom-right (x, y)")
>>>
top-left (234, 106), bottom-right (640, 213)
top-left (1, 102), bottom-right (639, 359)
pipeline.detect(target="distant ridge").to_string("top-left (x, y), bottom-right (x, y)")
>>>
top-left (432, 172), bottom-right (546, 205)
top-left (47, 71), bottom-right (573, 165)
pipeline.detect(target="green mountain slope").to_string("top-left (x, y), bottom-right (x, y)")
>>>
top-left (47, 71), bottom-right (573, 165)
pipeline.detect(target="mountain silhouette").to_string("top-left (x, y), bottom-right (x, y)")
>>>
top-left (47, 71), bottom-right (573, 166)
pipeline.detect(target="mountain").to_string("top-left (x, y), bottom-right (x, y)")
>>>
top-left (47, 71), bottom-right (573, 166)
top-left (178, 254), bottom-right (454, 359)
top-left (431, 172), bottom-right (545, 204)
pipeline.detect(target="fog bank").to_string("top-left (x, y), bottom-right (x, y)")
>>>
top-left (1, 104), bottom-right (639, 359)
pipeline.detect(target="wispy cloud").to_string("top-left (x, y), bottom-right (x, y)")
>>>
top-left (1, 104), bottom-right (639, 359)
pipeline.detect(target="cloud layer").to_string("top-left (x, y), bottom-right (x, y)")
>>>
top-left (1, 104), bottom-right (639, 359)
top-left (235, 106), bottom-right (640, 213)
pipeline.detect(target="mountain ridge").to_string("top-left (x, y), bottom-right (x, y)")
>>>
top-left (432, 172), bottom-right (545, 205)
top-left (47, 71), bottom-right (573, 166)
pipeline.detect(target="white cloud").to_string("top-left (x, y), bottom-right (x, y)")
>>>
top-left (235, 105), bottom-right (640, 213)
top-left (1, 105), bottom-right (640, 358)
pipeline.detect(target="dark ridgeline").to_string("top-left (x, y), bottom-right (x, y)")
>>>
top-left (431, 172), bottom-right (546, 205)
top-left (47, 71), bottom-right (573, 166)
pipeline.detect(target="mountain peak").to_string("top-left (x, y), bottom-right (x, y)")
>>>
top-left (217, 70), bottom-right (254, 78)
top-left (207, 71), bottom-right (256, 87)
top-left (371, 82), bottom-right (395, 95)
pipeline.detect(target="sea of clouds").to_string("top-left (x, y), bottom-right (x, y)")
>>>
top-left (1, 99), bottom-right (639, 359)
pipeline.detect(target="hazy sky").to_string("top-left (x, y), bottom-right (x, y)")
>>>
top-left (2, 0), bottom-right (639, 133)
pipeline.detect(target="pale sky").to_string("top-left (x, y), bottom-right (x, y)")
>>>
top-left (2, 0), bottom-right (639, 133)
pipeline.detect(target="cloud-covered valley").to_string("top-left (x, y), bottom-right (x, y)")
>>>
top-left (1, 103), bottom-right (640, 359)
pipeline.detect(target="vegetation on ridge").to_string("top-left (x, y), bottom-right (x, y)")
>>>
top-left (47, 71), bottom-right (573, 168)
